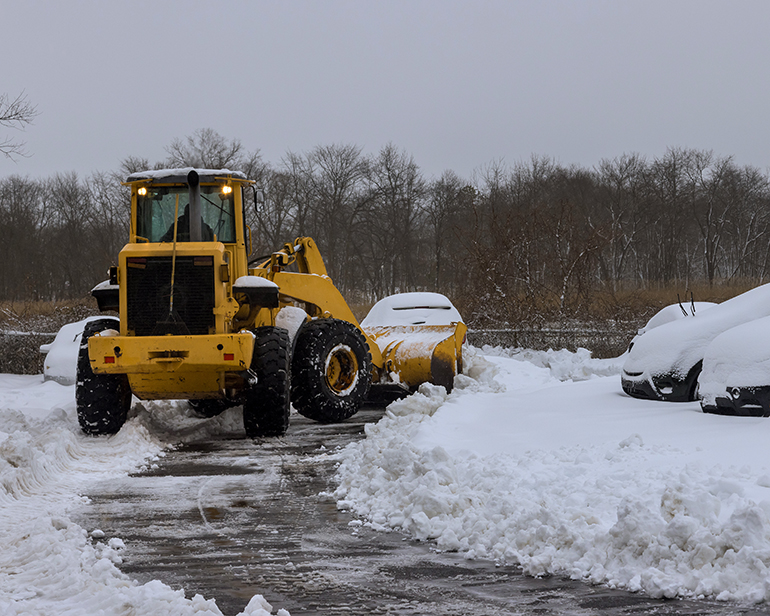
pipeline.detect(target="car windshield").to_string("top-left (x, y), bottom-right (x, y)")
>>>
top-left (136, 185), bottom-right (236, 243)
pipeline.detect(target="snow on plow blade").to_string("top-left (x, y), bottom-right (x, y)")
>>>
top-left (364, 322), bottom-right (467, 391)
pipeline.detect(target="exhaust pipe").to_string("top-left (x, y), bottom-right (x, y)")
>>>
top-left (187, 170), bottom-right (202, 242)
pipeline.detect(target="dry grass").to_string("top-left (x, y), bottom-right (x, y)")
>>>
top-left (0, 298), bottom-right (99, 333)
top-left (586, 281), bottom-right (759, 323)
top-left (454, 279), bottom-right (765, 330)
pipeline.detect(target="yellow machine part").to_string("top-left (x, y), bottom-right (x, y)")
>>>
top-left (127, 372), bottom-right (225, 401)
top-left (88, 331), bottom-right (255, 399)
top-left (363, 322), bottom-right (467, 391)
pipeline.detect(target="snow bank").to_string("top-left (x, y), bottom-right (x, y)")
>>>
top-left (0, 376), bottom-right (289, 615)
top-left (480, 345), bottom-right (624, 382)
top-left (334, 346), bottom-right (770, 603)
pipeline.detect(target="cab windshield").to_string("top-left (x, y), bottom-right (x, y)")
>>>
top-left (136, 184), bottom-right (236, 243)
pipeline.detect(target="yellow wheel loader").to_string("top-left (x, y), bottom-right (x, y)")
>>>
top-left (79, 168), bottom-right (466, 437)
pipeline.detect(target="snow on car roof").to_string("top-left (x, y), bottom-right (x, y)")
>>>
top-left (640, 301), bottom-right (715, 334)
top-left (361, 292), bottom-right (463, 327)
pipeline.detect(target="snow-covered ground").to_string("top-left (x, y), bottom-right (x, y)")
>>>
top-left (5, 342), bottom-right (770, 612)
top-left (334, 346), bottom-right (770, 604)
top-left (0, 375), bottom-right (288, 616)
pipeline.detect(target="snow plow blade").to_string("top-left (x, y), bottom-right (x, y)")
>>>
top-left (363, 322), bottom-right (467, 391)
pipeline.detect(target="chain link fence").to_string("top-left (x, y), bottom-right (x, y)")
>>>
top-left (467, 326), bottom-right (635, 359)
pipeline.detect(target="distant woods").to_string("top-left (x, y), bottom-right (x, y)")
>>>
top-left (2, 129), bottom-right (770, 325)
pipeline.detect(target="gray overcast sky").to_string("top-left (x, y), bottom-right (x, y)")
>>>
top-left (3, 0), bottom-right (770, 180)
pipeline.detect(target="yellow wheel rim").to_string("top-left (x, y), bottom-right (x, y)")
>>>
top-left (324, 344), bottom-right (359, 395)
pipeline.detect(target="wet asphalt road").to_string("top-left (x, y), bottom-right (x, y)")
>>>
top-left (74, 406), bottom-right (770, 616)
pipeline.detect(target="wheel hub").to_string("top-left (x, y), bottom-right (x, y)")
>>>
top-left (324, 344), bottom-right (359, 396)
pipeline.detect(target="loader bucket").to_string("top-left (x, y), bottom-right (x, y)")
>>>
top-left (363, 322), bottom-right (467, 391)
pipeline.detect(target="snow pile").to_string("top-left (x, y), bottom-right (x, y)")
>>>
top-left (334, 347), bottom-right (770, 603)
top-left (480, 344), bottom-right (624, 382)
top-left (0, 515), bottom-right (227, 615)
top-left (0, 376), bottom-right (289, 615)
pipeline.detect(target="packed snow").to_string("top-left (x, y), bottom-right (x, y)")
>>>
top-left (333, 345), bottom-right (770, 604)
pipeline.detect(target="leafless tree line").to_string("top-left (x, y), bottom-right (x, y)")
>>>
top-left (2, 129), bottom-right (770, 325)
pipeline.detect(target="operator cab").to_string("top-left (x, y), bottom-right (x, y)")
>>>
top-left (127, 168), bottom-right (247, 244)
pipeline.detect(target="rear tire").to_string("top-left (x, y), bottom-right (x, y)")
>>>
top-left (76, 318), bottom-right (132, 436)
top-left (291, 319), bottom-right (372, 423)
top-left (243, 327), bottom-right (291, 437)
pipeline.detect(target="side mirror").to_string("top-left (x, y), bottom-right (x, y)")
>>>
top-left (253, 187), bottom-right (265, 213)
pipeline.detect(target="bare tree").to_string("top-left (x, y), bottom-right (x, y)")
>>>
top-left (251, 169), bottom-right (298, 251)
top-left (0, 92), bottom-right (38, 160)
top-left (164, 128), bottom-right (265, 178)
top-left (119, 156), bottom-right (154, 176)
top-left (87, 170), bottom-right (131, 264)
top-left (425, 171), bottom-right (463, 290)
top-left (594, 154), bottom-right (648, 289)
top-left (0, 175), bottom-right (46, 298)
top-left (303, 144), bottom-right (368, 292)
top-left (362, 144), bottom-right (426, 295)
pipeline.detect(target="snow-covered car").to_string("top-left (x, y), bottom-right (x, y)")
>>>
top-left (40, 316), bottom-right (115, 385)
top-left (621, 283), bottom-right (770, 401)
top-left (626, 301), bottom-right (716, 354)
top-left (698, 316), bottom-right (770, 416)
top-left (361, 291), bottom-right (464, 328)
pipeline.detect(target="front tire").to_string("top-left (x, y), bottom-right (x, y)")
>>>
top-left (291, 319), bottom-right (372, 423)
top-left (686, 361), bottom-right (703, 401)
top-left (76, 318), bottom-right (132, 436)
top-left (243, 327), bottom-right (291, 437)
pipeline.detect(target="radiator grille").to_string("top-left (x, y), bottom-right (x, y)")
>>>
top-left (126, 256), bottom-right (215, 335)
